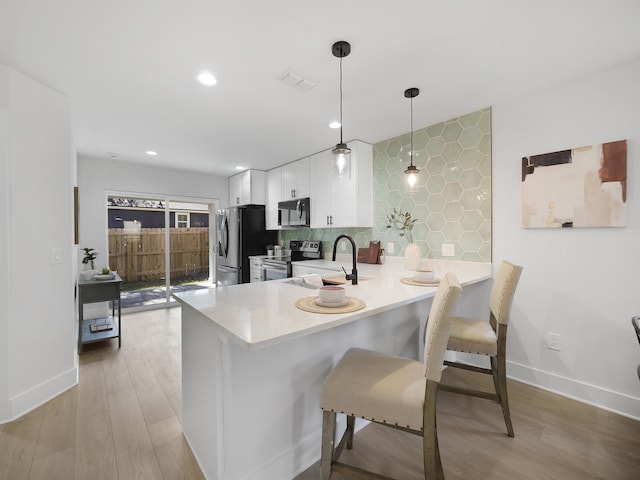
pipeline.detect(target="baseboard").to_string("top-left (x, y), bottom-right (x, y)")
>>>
top-left (239, 414), bottom-right (369, 480)
top-left (240, 429), bottom-right (319, 480)
top-left (0, 398), bottom-right (9, 424)
top-left (182, 432), bottom-right (217, 480)
top-left (507, 360), bottom-right (640, 421)
top-left (0, 366), bottom-right (78, 423)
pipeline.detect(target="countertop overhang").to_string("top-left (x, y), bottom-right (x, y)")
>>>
top-left (173, 258), bottom-right (491, 350)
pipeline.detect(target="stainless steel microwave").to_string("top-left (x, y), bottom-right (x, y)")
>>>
top-left (278, 198), bottom-right (310, 227)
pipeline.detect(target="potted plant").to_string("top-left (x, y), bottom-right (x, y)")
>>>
top-left (81, 247), bottom-right (98, 279)
top-left (386, 208), bottom-right (421, 270)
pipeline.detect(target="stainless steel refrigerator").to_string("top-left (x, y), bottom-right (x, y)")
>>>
top-left (216, 205), bottom-right (277, 286)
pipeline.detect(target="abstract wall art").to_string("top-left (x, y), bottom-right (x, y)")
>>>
top-left (522, 140), bottom-right (627, 228)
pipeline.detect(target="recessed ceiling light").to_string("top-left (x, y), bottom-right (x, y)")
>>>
top-left (329, 121), bottom-right (341, 129)
top-left (107, 152), bottom-right (119, 158)
top-left (235, 166), bottom-right (245, 170)
top-left (146, 150), bottom-right (158, 156)
top-left (197, 72), bottom-right (217, 86)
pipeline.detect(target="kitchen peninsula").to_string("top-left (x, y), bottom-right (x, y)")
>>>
top-left (174, 258), bottom-right (491, 480)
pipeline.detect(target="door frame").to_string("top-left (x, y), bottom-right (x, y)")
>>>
top-left (105, 190), bottom-right (218, 311)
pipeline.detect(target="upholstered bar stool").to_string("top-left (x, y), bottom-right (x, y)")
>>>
top-left (440, 260), bottom-right (523, 437)
top-left (319, 273), bottom-right (462, 480)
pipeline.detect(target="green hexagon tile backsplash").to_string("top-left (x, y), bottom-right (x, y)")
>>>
top-left (281, 107), bottom-right (491, 262)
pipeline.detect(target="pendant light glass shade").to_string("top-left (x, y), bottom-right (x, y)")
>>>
top-left (405, 164), bottom-right (419, 190)
top-left (404, 87), bottom-right (420, 191)
top-left (331, 41), bottom-right (351, 179)
top-left (331, 142), bottom-right (351, 178)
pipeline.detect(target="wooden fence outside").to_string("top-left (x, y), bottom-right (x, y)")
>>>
top-left (108, 228), bottom-right (210, 282)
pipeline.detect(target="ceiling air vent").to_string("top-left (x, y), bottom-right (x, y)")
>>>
top-left (279, 68), bottom-right (317, 93)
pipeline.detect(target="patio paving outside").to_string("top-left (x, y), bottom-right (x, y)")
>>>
top-left (120, 282), bottom-right (212, 309)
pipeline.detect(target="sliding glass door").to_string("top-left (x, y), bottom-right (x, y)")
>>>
top-left (168, 201), bottom-right (212, 296)
top-left (107, 194), bottom-right (215, 310)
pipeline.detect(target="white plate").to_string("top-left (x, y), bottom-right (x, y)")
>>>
top-left (94, 273), bottom-right (115, 280)
top-left (314, 296), bottom-right (350, 308)
top-left (412, 277), bottom-right (440, 284)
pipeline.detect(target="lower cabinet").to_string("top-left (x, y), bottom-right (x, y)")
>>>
top-left (249, 257), bottom-right (265, 282)
top-left (310, 140), bottom-right (373, 229)
top-left (250, 267), bottom-right (263, 282)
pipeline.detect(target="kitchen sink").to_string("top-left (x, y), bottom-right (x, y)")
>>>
top-left (322, 275), bottom-right (370, 285)
top-left (286, 275), bottom-right (370, 289)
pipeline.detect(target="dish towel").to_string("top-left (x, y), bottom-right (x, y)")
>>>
top-left (298, 274), bottom-right (323, 288)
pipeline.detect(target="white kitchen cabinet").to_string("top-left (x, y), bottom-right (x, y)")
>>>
top-left (229, 170), bottom-right (266, 206)
top-left (265, 157), bottom-right (310, 229)
top-left (281, 157), bottom-right (310, 200)
top-left (310, 140), bottom-right (373, 228)
top-left (265, 167), bottom-right (282, 230)
top-left (249, 256), bottom-right (265, 282)
top-left (249, 269), bottom-right (262, 282)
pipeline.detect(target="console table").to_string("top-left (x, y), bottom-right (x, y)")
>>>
top-left (78, 273), bottom-right (122, 354)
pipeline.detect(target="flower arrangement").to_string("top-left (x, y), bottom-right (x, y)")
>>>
top-left (385, 208), bottom-right (418, 244)
top-left (81, 247), bottom-right (98, 270)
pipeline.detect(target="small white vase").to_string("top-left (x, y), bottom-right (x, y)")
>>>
top-left (404, 243), bottom-right (421, 270)
top-left (81, 269), bottom-right (96, 280)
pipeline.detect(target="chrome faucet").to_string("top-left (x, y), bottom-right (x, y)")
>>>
top-left (332, 234), bottom-right (358, 285)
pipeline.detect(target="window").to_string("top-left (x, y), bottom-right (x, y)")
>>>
top-left (177, 212), bottom-right (190, 228)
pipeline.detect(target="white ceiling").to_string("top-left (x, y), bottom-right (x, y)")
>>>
top-left (1, 1), bottom-right (639, 177)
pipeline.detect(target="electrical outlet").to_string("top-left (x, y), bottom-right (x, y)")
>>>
top-left (340, 239), bottom-right (346, 251)
top-left (387, 242), bottom-right (395, 254)
top-left (547, 332), bottom-right (562, 351)
top-left (442, 243), bottom-right (455, 257)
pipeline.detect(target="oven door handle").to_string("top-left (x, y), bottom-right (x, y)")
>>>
top-left (263, 264), bottom-right (287, 272)
top-left (218, 265), bottom-right (237, 272)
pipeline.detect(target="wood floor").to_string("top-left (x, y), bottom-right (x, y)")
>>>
top-left (297, 369), bottom-right (640, 480)
top-left (1, 307), bottom-right (639, 479)
top-left (0, 307), bottom-right (203, 480)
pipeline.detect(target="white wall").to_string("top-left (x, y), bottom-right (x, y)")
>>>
top-left (0, 67), bottom-right (10, 418)
top-left (77, 156), bottom-right (228, 271)
top-left (0, 66), bottom-right (76, 422)
top-left (492, 59), bottom-right (640, 419)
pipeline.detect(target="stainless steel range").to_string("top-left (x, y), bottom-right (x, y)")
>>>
top-left (289, 240), bottom-right (323, 262)
top-left (262, 254), bottom-right (292, 281)
top-left (261, 240), bottom-right (322, 281)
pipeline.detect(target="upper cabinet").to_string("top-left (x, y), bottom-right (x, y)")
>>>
top-left (310, 140), bottom-right (373, 229)
top-left (265, 157), bottom-right (310, 230)
top-left (229, 170), bottom-right (266, 206)
top-left (263, 140), bottom-right (371, 229)
top-left (265, 167), bottom-right (282, 230)
top-left (281, 157), bottom-right (310, 200)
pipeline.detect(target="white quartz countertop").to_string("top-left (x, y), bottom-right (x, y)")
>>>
top-left (173, 258), bottom-right (491, 350)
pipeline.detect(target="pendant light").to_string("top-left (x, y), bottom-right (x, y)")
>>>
top-left (331, 41), bottom-right (351, 179)
top-left (404, 87), bottom-right (420, 191)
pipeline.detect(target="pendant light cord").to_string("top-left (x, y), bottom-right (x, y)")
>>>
top-left (331, 41), bottom-right (350, 154)
top-left (410, 95), bottom-right (414, 166)
top-left (339, 56), bottom-right (344, 144)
